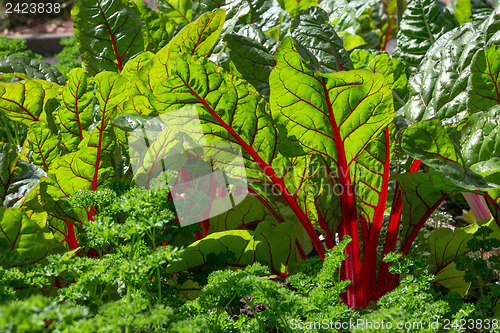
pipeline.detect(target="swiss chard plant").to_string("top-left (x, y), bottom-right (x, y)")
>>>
top-left (1, 0), bottom-right (500, 319)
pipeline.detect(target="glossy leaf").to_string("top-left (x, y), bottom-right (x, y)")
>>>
top-left (122, 9), bottom-right (225, 115)
top-left (392, 0), bottom-right (459, 69)
top-left (157, 0), bottom-right (192, 24)
top-left (290, 6), bottom-right (353, 73)
top-left (225, 26), bottom-right (277, 99)
top-left (401, 23), bottom-right (482, 125)
top-left (72, 0), bottom-right (145, 75)
top-left (429, 218), bottom-right (499, 271)
top-left (0, 56), bottom-right (66, 85)
top-left (166, 221), bottom-right (302, 275)
top-left (0, 143), bottom-right (45, 208)
top-left (278, 0), bottom-right (318, 14)
top-left (136, 0), bottom-right (172, 52)
top-left (429, 218), bottom-right (499, 296)
top-left (433, 262), bottom-right (470, 297)
top-left (0, 207), bottom-right (48, 264)
top-left (55, 68), bottom-right (94, 154)
top-left (0, 79), bottom-right (59, 127)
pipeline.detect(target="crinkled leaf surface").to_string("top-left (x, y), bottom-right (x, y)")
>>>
top-left (0, 144), bottom-right (45, 208)
top-left (290, 6), bottom-right (353, 73)
top-left (270, 37), bottom-right (393, 166)
top-left (72, 0), bottom-right (145, 75)
top-left (225, 25), bottom-right (277, 100)
top-left (429, 218), bottom-right (499, 271)
top-left (0, 56), bottom-right (66, 85)
top-left (0, 79), bottom-right (59, 127)
top-left (26, 121), bottom-right (58, 172)
top-left (55, 68), bottom-right (94, 154)
top-left (433, 262), bottom-right (470, 297)
top-left (136, 0), bottom-right (172, 52)
top-left (0, 207), bottom-right (48, 264)
top-left (453, 0), bottom-right (472, 25)
top-left (122, 9), bottom-right (225, 115)
top-left (429, 218), bottom-right (499, 296)
top-left (401, 23), bottom-right (483, 125)
top-left (397, 170), bottom-right (459, 253)
top-left (45, 71), bottom-right (127, 206)
top-left (166, 221), bottom-right (302, 275)
top-left (401, 8), bottom-right (500, 125)
top-left (402, 118), bottom-right (492, 190)
top-left (392, 0), bottom-right (459, 69)
top-left (238, 0), bottom-right (290, 33)
top-left (157, 0), bottom-right (192, 24)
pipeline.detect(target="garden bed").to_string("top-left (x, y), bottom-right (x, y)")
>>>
top-left (0, 0), bottom-right (500, 332)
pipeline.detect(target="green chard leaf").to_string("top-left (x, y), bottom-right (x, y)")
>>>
top-left (270, 37), bottom-right (393, 165)
top-left (402, 118), bottom-right (492, 190)
top-left (224, 25), bottom-right (277, 100)
top-left (148, 53), bottom-right (277, 187)
top-left (401, 8), bottom-right (500, 126)
top-left (0, 56), bottom-right (66, 85)
top-left (397, 170), bottom-right (461, 254)
top-left (453, 0), bottom-right (472, 25)
top-left (290, 6), bottom-right (353, 73)
top-left (238, 0), bottom-right (290, 33)
top-left (0, 79), bottom-right (59, 127)
top-left (157, 0), bottom-right (192, 24)
top-left (401, 23), bottom-right (482, 125)
top-left (269, 37), bottom-right (393, 245)
top-left (167, 221), bottom-right (303, 275)
top-left (55, 68), bottom-right (95, 154)
top-left (43, 71), bottom-right (127, 217)
top-left (136, 0), bottom-right (172, 52)
top-left (278, 0), bottom-right (318, 15)
top-left (0, 143), bottom-right (45, 208)
top-left (26, 121), bottom-right (58, 172)
top-left (0, 207), bottom-right (48, 264)
top-left (351, 50), bottom-right (408, 109)
top-left (71, 0), bottom-right (145, 75)
top-left (468, 46), bottom-right (500, 113)
top-left (392, 0), bottom-right (459, 70)
top-left (429, 219), bottom-right (499, 296)
top-left (458, 106), bottom-right (500, 224)
top-left (120, 52), bottom-right (155, 80)
top-left (122, 9), bottom-right (225, 115)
